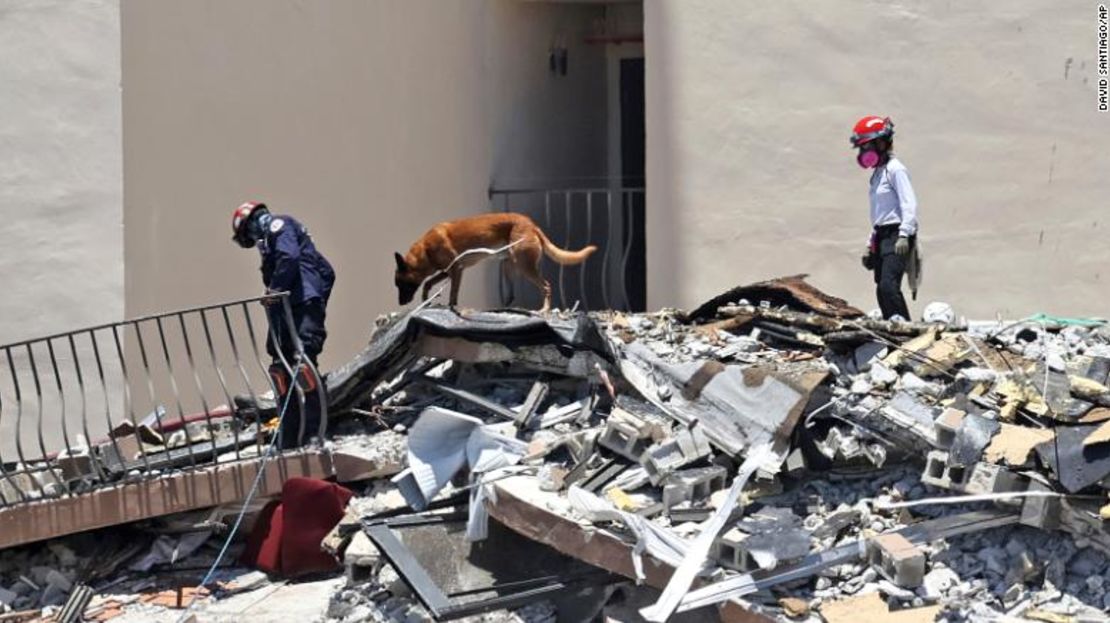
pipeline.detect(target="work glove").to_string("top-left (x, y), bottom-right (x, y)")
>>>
top-left (895, 236), bottom-right (910, 257)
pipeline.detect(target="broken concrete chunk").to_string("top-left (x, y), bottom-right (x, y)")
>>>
top-left (343, 531), bottom-right (381, 583)
top-left (331, 436), bottom-right (407, 483)
top-left (1019, 480), bottom-right (1062, 530)
top-left (873, 392), bottom-right (939, 451)
top-left (922, 567), bottom-right (960, 599)
top-left (869, 362), bottom-right (899, 387)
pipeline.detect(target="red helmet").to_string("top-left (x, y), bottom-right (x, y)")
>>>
top-left (231, 201), bottom-right (267, 247)
top-left (850, 116), bottom-right (894, 147)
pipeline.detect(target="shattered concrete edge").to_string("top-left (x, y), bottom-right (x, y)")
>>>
top-left (483, 475), bottom-right (775, 623)
top-left (0, 450), bottom-right (334, 550)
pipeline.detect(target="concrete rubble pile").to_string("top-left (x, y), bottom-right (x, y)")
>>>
top-left (323, 275), bottom-right (1110, 623)
top-left (5, 275), bottom-right (1110, 622)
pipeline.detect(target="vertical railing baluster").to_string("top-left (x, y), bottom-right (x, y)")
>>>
top-left (178, 313), bottom-right (216, 467)
top-left (133, 322), bottom-right (168, 445)
top-left (201, 310), bottom-right (239, 462)
top-left (621, 190), bottom-right (636, 311)
top-left (89, 331), bottom-right (127, 479)
top-left (0, 366), bottom-right (25, 504)
top-left (601, 191), bottom-right (613, 310)
top-left (497, 192), bottom-right (509, 306)
top-left (223, 306), bottom-right (262, 457)
top-left (559, 192), bottom-right (570, 310)
top-left (7, 348), bottom-right (45, 497)
top-left (27, 344), bottom-right (59, 493)
top-left (26, 344), bottom-right (59, 494)
top-left (45, 340), bottom-right (76, 486)
top-left (67, 335), bottom-right (99, 485)
top-left (579, 192), bottom-right (593, 311)
top-left (154, 318), bottom-right (196, 468)
top-left (110, 325), bottom-right (151, 473)
top-left (242, 302), bottom-right (278, 454)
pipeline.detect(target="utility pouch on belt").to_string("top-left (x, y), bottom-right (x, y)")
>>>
top-left (268, 364), bottom-right (318, 395)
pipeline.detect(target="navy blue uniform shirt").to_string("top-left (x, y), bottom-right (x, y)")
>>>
top-left (258, 214), bottom-right (335, 305)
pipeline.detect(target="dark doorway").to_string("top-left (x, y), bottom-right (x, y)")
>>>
top-left (620, 57), bottom-right (647, 312)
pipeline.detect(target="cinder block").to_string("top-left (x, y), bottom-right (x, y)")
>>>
top-left (1019, 480), bottom-right (1062, 530)
top-left (963, 462), bottom-right (1027, 501)
top-left (599, 411), bottom-right (655, 461)
top-left (866, 533), bottom-right (925, 588)
top-left (934, 408), bottom-right (966, 450)
top-left (640, 426), bottom-right (711, 485)
top-left (714, 528), bottom-right (758, 572)
top-left (662, 466), bottom-right (726, 510)
top-left (921, 450), bottom-right (970, 491)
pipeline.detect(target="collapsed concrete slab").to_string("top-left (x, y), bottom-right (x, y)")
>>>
top-left (483, 475), bottom-right (773, 623)
top-left (0, 449), bottom-right (333, 550)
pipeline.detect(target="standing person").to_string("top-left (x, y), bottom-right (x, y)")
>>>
top-left (852, 116), bottom-right (920, 321)
top-left (231, 201), bottom-right (336, 448)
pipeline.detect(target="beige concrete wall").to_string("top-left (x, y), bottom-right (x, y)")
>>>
top-left (0, 0), bottom-right (123, 343)
top-left (645, 0), bottom-right (1109, 319)
top-left (122, 0), bottom-right (608, 371)
top-left (0, 0), bottom-right (123, 457)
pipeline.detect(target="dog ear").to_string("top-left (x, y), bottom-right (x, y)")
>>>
top-left (394, 252), bottom-right (407, 271)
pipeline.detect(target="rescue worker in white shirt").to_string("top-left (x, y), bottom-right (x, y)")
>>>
top-left (852, 115), bottom-right (919, 321)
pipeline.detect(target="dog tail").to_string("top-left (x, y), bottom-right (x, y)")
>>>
top-left (536, 228), bottom-right (597, 265)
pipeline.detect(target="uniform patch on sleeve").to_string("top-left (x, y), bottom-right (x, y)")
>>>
top-left (269, 218), bottom-right (285, 233)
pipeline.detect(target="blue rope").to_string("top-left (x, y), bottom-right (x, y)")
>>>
top-left (175, 363), bottom-right (302, 621)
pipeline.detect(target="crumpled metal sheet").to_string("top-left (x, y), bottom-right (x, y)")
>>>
top-left (1036, 424), bottom-right (1110, 493)
top-left (614, 342), bottom-right (807, 456)
top-left (392, 406), bottom-right (527, 515)
top-left (733, 506), bottom-right (811, 569)
top-left (393, 407), bottom-right (483, 511)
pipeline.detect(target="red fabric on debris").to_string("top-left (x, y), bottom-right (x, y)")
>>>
top-left (240, 477), bottom-right (352, 577)
top-left (240, 499), bottom-right (284, 574)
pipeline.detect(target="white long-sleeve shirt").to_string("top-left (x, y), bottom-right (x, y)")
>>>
top-left (869, 156), bottom-right (918, 239)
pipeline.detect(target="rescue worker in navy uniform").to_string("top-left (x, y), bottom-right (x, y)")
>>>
top-left (851, 116), bottom-right (919, 321)
top-left (231, 201), bottom-right (335, 448)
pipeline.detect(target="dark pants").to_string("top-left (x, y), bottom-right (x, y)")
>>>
top-left (871, 225), bottom-right (913, 321)
top-left (266, 300), bottom-right (327, 448)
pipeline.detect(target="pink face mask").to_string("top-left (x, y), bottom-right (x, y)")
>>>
top-left (857, 149), bottom-right (880, 169)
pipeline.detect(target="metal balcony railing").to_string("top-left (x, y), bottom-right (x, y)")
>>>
top-left (0, 293), bottom-right (325, 509)
top-left (489, 186), bottom-right (646, 312)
